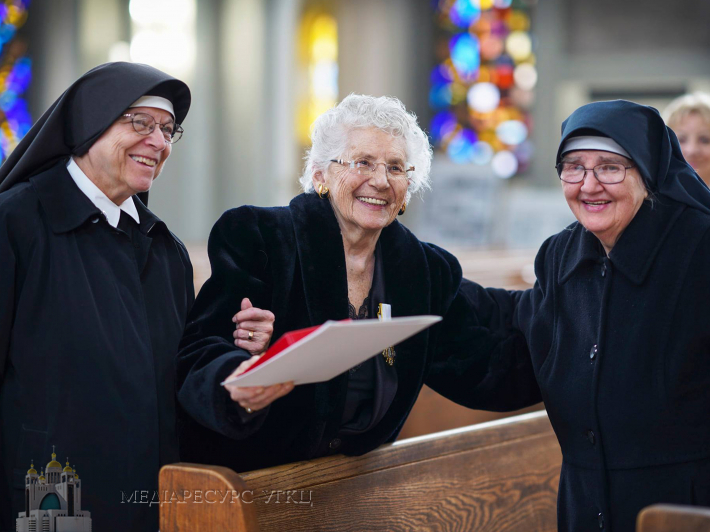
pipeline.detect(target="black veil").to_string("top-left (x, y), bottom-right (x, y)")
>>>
top-left (557, 99), bottom-right (710, 215)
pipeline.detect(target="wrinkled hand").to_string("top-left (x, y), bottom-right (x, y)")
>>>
top-left (224, 355), bottom-right (295, 413)
top-left (232, 298), bottom-right (274, 356)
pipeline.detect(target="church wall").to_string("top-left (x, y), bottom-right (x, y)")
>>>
top-left (20, 0), bottom-right (710, 246)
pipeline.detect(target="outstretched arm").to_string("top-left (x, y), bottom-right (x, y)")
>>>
top-left (426, 280), bottom-right (542, 412)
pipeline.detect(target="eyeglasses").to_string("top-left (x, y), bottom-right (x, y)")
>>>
top-left (330, 159), bottom-right (415, 179)
top-left (122, 113), bottom-right (184, 144)
top-left (556, 162), bottom-right (635, 184)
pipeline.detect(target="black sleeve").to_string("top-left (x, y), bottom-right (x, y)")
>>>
top-left (419, 236), bottom-right (551, 412)
top-left (0, 212), bottom-right (15, 383)
top-left (176, 207), bottom-right (272, 439)
top-left (425, 279), bottom-right (542, 411)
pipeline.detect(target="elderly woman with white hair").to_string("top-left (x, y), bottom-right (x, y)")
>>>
top-left (176, 94), bottom-right (539, 471)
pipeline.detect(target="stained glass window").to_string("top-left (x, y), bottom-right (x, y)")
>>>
top-left (0, 0), bottom-right (31, 163)
top-left (296, 6), bottom-right (338, 146)
top-left (431, 0), bottom-right (536, 178)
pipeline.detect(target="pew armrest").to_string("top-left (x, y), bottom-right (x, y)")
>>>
top-left (159, 462), bottom-right (260, 532)
top-left (637, 503), bottom-right (710, 532)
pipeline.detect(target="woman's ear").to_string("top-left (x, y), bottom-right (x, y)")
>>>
top-left (312, 170), bottom-right (325, 189)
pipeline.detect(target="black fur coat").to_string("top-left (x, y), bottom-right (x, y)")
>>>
top-left (176, 193), bottom-right (539, 472)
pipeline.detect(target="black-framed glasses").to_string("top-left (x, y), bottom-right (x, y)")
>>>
top-left (330, 158), bottom-right (415, 179)
top-left (556, 162), bottom-right (635, 184)
top-left (122, 113), bottom-right (184, 144)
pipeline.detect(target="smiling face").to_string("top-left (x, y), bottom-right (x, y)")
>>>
top-left (313, 127), bottom-right (410, 240)
top-left (75, 106), bottom-right (173, 205)
top-left (561, 150), bottom-right (648, 254)
top-left (672, 112), bottom-right (710, 184)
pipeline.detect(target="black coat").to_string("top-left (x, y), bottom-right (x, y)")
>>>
top-left (176, 193), bottom-right (540, 472)
top-left (0, 163), bottom-right (194, 532)
top-left (495, 198), bottom-right (710, 531)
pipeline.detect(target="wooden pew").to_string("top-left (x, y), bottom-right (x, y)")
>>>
top-left (160, 410), bottom-right (562, 531)
top-left (636, 504), bottom-right (710, 532)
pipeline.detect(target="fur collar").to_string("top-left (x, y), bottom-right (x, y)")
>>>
top-left (289, 193), bottom-right (435, 444)
top-left (288, 192), bottom-right (431, 323)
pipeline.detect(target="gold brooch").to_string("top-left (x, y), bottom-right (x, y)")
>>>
top-left (382, 346), bottom-right (395, 366)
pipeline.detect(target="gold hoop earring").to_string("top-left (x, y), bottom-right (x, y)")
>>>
top-left (398, 202), bottom-right (407, 216)
top-left (317, 183), bottom-right (330, 199)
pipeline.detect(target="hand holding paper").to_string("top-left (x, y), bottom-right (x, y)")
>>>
top-left (223, 315), bottom-right (442, 387)
top-left (224, 354), bottom-right (294, 413)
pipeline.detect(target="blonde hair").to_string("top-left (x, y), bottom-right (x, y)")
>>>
top-left (663, 92), bottom-right (710, 129)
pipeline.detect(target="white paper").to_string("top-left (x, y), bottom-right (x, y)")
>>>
top-left (221, 315), bottom-right (442, 387)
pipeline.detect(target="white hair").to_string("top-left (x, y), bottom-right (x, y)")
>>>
top-left (300, 94), bottom-right (433, 203)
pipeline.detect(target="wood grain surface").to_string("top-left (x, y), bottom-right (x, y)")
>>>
top-left (238, 411), bottom-right (562, 531)
top-left (160, 404), bottom-right (561, 532)
top-left (159, 463), bottom-right (259, 532)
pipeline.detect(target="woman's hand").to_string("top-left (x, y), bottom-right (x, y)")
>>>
top-left (224, 355), bottom-right (295, 413)
top-left (232, 297), bottom-right (274, 356)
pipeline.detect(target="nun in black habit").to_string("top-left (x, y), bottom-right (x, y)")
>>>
top-left (0, 62), bottom-right (193, 532)
top-left (451, 100), bottom-right (710, 531)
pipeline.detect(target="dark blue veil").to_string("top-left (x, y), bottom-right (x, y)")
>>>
top-left (557, 99), bottom-right (710, 215)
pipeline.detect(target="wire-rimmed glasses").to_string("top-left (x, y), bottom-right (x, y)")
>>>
top-left (330, 158), bottom-right (415, 179)
top-left (122, 113), bottom-right (184, 144)
top-left (556, 162), bottom-right (635, 184)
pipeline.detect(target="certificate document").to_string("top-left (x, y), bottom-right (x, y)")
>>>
top-left (222, 316), bottom-right (442, 387)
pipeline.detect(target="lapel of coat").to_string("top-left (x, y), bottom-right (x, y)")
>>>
top-left (289, 193), bottom-right (351, 422)
top-left (133, 196), bottom-right (170, 274)
top-left (290, 193), bottom-right (350, 325)
top-left (379, 219), bottom-right (432, 413)
top-left (608, 199), bottom-right (684, 284)
top-left (558, 223), bottom-right (603, 284)
top-left (289, 194), bottom-right (434, 425)
top-left (31, 162), bottom-right (101, 233)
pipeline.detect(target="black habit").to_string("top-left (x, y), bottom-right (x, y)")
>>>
top-left (0, 164), bottom-right (194, 531)
top-left (176, 193), bottom-right (540, 472)
top-left (452, 101), bottom-right (710, 531)
top-left (0, 63), bottom-right (192, 532)
top-left (501, 199), bottom-right (710, 531)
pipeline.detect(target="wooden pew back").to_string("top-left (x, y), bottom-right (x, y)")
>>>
top-left (160, 411), bottom-right (562, 531)
top-left (636, 504), bottom-right (710, 532)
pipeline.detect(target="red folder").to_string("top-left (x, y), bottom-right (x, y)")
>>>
top-left (222, 316), bottom-right (442, 387)
top-left (241, 321), bottom-right (351, 375)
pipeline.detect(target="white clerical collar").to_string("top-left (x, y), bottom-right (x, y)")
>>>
top-left (66, 157), bottom-right (140, 228)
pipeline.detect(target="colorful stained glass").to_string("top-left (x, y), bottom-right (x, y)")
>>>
top-left (0, 0), bottom-right (31, 164)
top-left (491, 149), bottom-right (518, 178)
top-left (449, 0), bottom-right (481, 29)
top-left (432, 0), bottom-right (534, 177)
top-left (297, 9), bottom-right (338, 146)
top-left (449, 33), bottom-right (480, 80)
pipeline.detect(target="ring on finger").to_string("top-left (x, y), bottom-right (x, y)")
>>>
top-left (248, 330), bottom-right (254, 341)
top-left (245, 407), bottom-right (253, 414)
